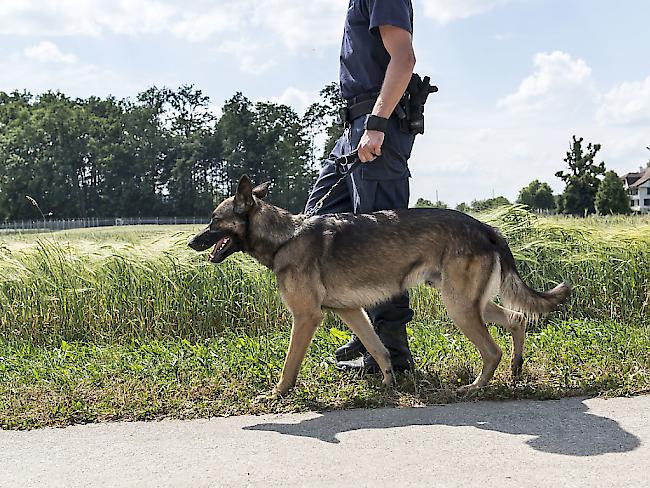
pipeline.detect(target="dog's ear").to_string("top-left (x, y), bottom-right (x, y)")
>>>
top-left (252, 182), bottom-right (270, 200)
top-left (234, 175), bottom-right (254, 214)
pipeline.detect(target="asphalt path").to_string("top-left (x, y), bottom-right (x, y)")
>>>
top-left (1, 395), bottom-right (648, 487)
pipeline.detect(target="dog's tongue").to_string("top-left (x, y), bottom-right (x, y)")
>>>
top-left (209, 237), bottom-right (228, 261)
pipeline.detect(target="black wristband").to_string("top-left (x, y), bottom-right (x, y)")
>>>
top-left (364, 114), bottom-right (389, 133)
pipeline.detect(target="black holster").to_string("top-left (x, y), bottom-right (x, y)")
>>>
top-left (338, 74), bottom-right (437, 136)
top-left (399, 73), bottom-right (438, 135)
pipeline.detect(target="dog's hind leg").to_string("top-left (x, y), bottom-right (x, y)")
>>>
top-left (334, 308), bottom-right (395, 388)
top-left (445, 301), bottom-right (502, 392)
top-left (442, 258), bottom-right (503, 392)
top-left (483, 301), bottom-right (526, 378)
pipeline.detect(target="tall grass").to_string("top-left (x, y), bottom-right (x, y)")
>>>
top-left (0, 208), bottom-right (648, 345)
top-left (0, 231), bottom-right (288, 343)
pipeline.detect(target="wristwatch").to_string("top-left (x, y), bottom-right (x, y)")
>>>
top-left (364, 114), bottom-right (389, 133)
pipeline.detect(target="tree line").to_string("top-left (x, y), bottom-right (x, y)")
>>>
top-left (2, 84), bottom-right (642, 221)
top-left (0, 84), bottom-right (342, 221)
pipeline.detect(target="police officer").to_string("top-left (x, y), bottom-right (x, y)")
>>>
top-left (305, 0), bottom-right (418, 373)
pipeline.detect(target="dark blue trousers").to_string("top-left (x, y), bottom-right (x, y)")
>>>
top-left (305, 116), bottom-right (415, 339)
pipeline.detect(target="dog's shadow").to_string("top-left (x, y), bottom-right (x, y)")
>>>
top-left (243, 396), bottom-right (640, 456)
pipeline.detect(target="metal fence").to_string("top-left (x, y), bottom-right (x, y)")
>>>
top-left (0, 216), bottom-right (207, 232)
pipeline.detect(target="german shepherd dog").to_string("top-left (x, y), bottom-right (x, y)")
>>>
top-left (188, 176), bottom-right (571, 396)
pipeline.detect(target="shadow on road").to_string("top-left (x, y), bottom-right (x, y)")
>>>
top-left (244, 397), bottom-right (640, 456)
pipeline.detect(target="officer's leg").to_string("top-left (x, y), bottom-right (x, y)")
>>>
top-left (336, 176), bottom-right (414, 372)
top-left (305, 136), bottom-right (355, 215)
top-left (306, 134), bottom-right (370, 361)
top-left (304, 162), bottom-right (354, 215)
top-left (366, 179), bottom-right (414, 369)
top-left (335, 117), bottom-right (417, 369)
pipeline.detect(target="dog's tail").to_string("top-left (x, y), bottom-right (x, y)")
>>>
top-left (491, 228), bottom-right (571, 318)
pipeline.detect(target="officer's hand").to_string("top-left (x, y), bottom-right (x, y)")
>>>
top-left (358, 130), bottom-right (384, 163)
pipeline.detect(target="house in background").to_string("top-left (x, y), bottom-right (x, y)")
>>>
top-left (623, 165), bottom-right (650, 213)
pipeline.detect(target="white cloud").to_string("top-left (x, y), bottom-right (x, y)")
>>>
top-left (497, 51), bottom-right (597, 114)
top-left (597, 76), bottom-right (650, 126)
top-left (87, 0), bottom-right (177, 36)
top-left (252, 0), bottom-right (347, 51)
top-left (170, 6), bottom-right (241, 42)
top-left (409, 105), bottom-right (571, 206)
top-left (0, 1), bottom-right (238, 41)
top-left (0, 48), bottom-right (154, 99)
top-left (213, 40), bottom-right (276, 76)
top-left (409, 105), bottom-right (650, 207)
top-left (420, 0), bottom-right (512, 24)
top-left (0, 0), bottom-right (101, 36)
top-left (266, 87), bottom-right (315, 114)
top-left (0, 0), bottom-right (174, 37)
top-left (0, 0), bottom-right (347, 50)
top-left (410, 59), bottom-right (650, 207)
top-left (23, 41), bottom-right (77, 64)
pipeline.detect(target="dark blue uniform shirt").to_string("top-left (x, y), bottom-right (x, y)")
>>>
top-left (340, 0), bottom-right (413, 101)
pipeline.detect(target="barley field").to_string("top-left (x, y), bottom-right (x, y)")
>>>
top-left (1, 206), bottom-right (649, 428)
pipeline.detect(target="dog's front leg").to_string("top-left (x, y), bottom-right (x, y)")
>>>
top-left (334, 308), bottom-right (395, 388)
top-left (274, 311), bottom-right (322, 396)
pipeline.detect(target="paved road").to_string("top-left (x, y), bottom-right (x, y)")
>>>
top-left (1, 395), bottom-right (648, 487)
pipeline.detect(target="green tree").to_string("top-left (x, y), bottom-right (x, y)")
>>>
top-left (0, 83), bottom-right (330, 221)
top-left (517, 180), bottom-right (556, 211)
top-left (254, 101), bottom-right (314, 212)
top-left (415, 197), bottom-right (447, 208)
top-left (595, 171), bottom-right (631, 215)
top-left (218, 93), bottom-right (315, 213)
top-left (303, 83), bottom-right (344, 163)
top-left (151, 86), bottom-right (222, 216)
top-left (455, 202), bottom-right (470, 212)
top-left (470, 196), bottom-right (510, 212)
top-left (0, 91), bottom-right (94, 219)
top-left (0, 90), bottom-right (172, 220)
top-left (555, 136), bottom-right (606, 216)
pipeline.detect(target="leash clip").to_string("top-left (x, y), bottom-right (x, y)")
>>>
top-left (305, 150), bottom-right (362, 217)
top-left (335, 150), bottom-right (361, 177)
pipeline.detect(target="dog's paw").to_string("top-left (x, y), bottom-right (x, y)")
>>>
top-left (511, 355), bottom-right (524, 378)
top-left (455, 383), bottom-right (481, 398)
top-left (382, 369), bottom-right (396, 388)
top-left (254, 392), bottom-right (277, 402)
top-left (255, 387), bottom-right (286, 402)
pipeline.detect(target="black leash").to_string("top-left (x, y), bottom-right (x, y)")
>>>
top-left (306, 150), bottom-right (361, 217)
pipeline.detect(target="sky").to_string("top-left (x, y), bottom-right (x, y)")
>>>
top-left (1, 0), bottom-right (649, 206)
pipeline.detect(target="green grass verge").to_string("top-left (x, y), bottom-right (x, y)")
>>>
top-left (2, 318), bottom-right (648, 429)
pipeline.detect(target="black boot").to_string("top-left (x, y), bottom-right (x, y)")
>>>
top-left (337, 293), bottom-right (414, 374)
top-left (336, 324), bottom-right (413, 373)
top-left (335, 334), bottom-right (367, 361)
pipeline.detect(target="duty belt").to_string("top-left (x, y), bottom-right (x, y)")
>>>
top-left (337, 96), bottom-right (407, 126)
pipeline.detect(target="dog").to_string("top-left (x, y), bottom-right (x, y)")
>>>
top-left (188, 175), bottom-right (571, 396)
